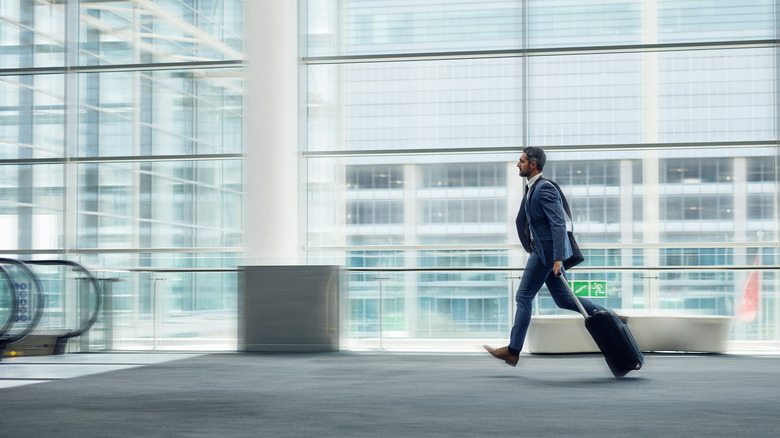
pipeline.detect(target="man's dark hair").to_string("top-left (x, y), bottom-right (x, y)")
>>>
top-left (523, 147), bottom-right (546, 171)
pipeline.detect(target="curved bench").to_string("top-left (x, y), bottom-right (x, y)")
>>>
top-left (526, 315), bottom-right (734, 354)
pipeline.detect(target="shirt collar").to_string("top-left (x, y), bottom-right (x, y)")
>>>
top-left (526, 173), bottom-right (543, 191)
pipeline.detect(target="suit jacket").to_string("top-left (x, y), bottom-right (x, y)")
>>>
top-left (515, 179), bottom-right (573, 265)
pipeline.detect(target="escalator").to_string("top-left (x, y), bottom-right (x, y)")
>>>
top-left (0, 259), bottom-right (44, 360)
top-left (0, 263), bottom-right (20, 357)
top-left (0, 259), bottom-right (101, 360)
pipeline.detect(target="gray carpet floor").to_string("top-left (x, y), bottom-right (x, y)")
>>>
top-left (1, 352), bottom-right (779, 437)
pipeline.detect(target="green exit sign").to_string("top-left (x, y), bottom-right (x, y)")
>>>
top-left (569, 281), bottom-right (607, 298)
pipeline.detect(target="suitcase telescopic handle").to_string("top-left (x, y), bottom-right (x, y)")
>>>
top-left (558, 274), bottom-right (589, 318)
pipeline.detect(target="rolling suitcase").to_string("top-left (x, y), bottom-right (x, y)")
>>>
top-left (559, 276), bottom-right (644, 379)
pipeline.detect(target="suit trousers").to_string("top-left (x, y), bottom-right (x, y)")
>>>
top-left (509, 244), bottom-right (606, 353)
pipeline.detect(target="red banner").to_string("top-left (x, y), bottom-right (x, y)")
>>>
top-left (737, 254), bottom-right (760, 323)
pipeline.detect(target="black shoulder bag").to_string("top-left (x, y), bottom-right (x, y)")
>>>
top-left (540, 178), bottom-right (585, 270)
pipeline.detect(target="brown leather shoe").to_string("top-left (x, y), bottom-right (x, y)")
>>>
top-left (483, 345), bottom-right (519, 367)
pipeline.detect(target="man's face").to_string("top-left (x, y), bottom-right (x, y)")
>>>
top-left (517, 153), bottom-right (534, 178)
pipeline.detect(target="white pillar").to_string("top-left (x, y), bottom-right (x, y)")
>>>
top-left (63, 1), bottom-right (80, 257)
top-left (243, 1), bottom-right (301, 265)
top-left (642, 0), bottom-right (660, 313)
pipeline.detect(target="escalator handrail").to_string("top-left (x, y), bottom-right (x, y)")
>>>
top-left (0, 258), bottom-right (45, 344)
top-left (0, 264), bottom-right (20, 340)
top-left (22, 260), bottom-right (103, 339)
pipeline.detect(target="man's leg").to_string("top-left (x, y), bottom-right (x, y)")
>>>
top-left (545, 270), bottom-right (606, 315)
top-left (508, 251), bottom-right (551, 353)
top-left (484, 251), bottom-right (550, 366)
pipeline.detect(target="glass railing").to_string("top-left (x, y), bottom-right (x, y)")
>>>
top-left (341, 266), bottom-right (779, 353)
top-left (89, 268), bottom-right (238, 352)
top-left (4, 264), bottom-right (775, 354)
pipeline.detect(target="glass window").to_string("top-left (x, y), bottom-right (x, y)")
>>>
top-left (347, 165), bottom-right (404, 189)
top-left (658, 49), bottom-right (775, 143)
top-left (0, 1), bottom-right (243, 352)
top-left (657, 0), bottom-right (774, 43)
top-left (747, 157), bottom-right (776, 182)
top-left (307, 0), bottom-right (522, 57)
top-left (747, 194), bottom-right (774, 220)
top-left (528, 53), bottom-right (643, 147)
top-left (347, 201), bottom-right (403, 225)
top-left (661, 158), bottom-right (733, 184)
top-left (0, 74), bottom-right (66, 158)
top-left (529, 0), bottom-right (642, 48)
top-left (0, 2), bottom-right (65, 69)
top-left (5, 0), bottom-right (780, 353)
top-left (306, 59), bottom-right (523, 152)
top-left (421, 163), bottom-right (507, 188)
top-left (78, 69), bottom-right (243, 158)
top-left (78, 1), bottom-right (242, 65)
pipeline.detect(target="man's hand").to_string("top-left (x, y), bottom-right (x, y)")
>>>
top-left (553, 260), bottom-right (563, 277)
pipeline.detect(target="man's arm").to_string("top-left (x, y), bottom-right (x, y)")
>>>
top-left (538, 182), bottom-right (569, 272)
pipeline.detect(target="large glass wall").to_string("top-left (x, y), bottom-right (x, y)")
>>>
top-left (1, 0), bottom-right (243, 350)
top-left (304, 1), bottom-right (779, 351)
top-left (2, 1), bottom-right (778, 353)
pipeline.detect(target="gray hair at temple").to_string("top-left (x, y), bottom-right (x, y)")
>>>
top-left (522, 147), bottom-right (547, 172)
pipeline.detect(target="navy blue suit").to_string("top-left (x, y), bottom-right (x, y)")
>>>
top-left (509, 178), bottom-right (605, 353)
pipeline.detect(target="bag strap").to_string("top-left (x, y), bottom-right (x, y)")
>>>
top-left (539, 178), bottom-right (574, 232)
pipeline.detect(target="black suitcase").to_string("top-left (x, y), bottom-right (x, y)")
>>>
top-left (559, 276), bottom-right (644, 379)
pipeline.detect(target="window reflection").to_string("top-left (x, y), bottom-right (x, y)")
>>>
top-left (1, 1), bottom-right (243, 351)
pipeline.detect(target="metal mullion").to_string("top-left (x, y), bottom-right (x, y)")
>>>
top-left (0, 153), bottom-right (242, 165)
top-left (303, 240), bottom-right (780, 251)
top-left (300, 140), bottom-right (778, 158)
top-left (0, 246), bottom-right (239, 255)
top-left (302, 40), bottom-right (778, 65)
top-left (62, 0), bottom-right (80, 259)
top-left (0, 60), bottom-right (242, 77)
top-left (344, 265), bottom-right (780, 272)
top-left (0, 264), bottom-right (766, 275)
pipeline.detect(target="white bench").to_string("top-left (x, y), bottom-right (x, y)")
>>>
top-left (525, 315), bottom-right (734, 354)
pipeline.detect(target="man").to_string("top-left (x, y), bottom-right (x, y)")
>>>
top-left (483, 147), bottom-right (608, 367)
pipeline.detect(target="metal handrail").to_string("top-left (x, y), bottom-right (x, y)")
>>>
top-left (344, 265), bottom-right (780, 272)
top-left (23, 260), bottom-right (103, 339)
top-left (83, 265), bottom-right (780, 274)
top-left (0, 265), bottom-right (19, 340)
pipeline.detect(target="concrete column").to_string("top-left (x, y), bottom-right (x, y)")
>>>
top-left (243, 1), bottom-right (301, 265)
top-left (641, 0), bottom-right (660, 313)
top-left (63, 1), bottom-right (80, 255)
top-left (642, 151), bottom-right (660, 313)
